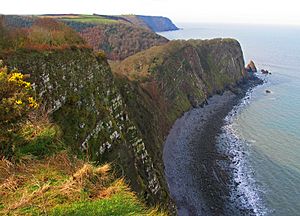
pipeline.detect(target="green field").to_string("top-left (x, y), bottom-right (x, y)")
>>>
top-left (60, 15), bottom-right (118, 24)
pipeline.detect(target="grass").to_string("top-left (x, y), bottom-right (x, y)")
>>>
top-left (51, 192), bottom-right (163, 216)
top-left (61, 15), bottom-right (118, 25)
top-left (18, 126), bottom-right (63, 158)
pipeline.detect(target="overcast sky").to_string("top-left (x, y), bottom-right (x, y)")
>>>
top-left (1, 0), bottom-right (300, 25)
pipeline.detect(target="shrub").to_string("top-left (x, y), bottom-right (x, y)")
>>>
top-left (96, 50), bottom-right (107, 61)
top-left (0, 61), bottom-right (38, 157)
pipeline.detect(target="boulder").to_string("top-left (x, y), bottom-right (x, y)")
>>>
top-left (261, 69), bottom-right (270, 74)
top-left (266, 90), bottom-right (271, 93)
top-left (245, 60), bottom-right (257, 72)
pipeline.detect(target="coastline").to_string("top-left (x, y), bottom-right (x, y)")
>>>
top-left (163, 78), bottom-right (262, 215)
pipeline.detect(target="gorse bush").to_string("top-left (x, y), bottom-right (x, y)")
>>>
top-left (0, 60), bottom-right (38, 157)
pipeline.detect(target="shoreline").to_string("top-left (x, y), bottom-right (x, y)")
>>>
top-left (163, 79), bottom-right (262, 215)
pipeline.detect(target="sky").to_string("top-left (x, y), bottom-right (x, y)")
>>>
top-left (1, 0), bottom-right (300, 26)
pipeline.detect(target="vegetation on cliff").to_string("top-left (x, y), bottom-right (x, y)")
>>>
top-left (0, 62), bottom-right (38, 157)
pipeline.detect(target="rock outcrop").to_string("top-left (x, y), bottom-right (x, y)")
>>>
top-left (245, 60), bottom-right (257, 72)
top-left (261, 69), bottom-right (271, 74)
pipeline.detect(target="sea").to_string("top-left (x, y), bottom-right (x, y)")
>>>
top-left (159, 23), bottom-right (300, 216)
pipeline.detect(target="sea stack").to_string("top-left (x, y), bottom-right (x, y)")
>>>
top-left (245, 60), bottom-right (257, 72)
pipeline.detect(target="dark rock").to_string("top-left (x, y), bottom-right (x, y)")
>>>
top-left (261, 69), bottom-right (270, 74)
top-left (266, 90), bottom-right (271, 93)
top-left (245, 60), bottom-right (257, 72)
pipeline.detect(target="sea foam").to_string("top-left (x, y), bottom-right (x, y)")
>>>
top-left (217, 89), bottom-right (269, 216)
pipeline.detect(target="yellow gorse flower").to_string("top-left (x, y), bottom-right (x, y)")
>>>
top-left (8, 72), bottom-right (24, 82)
top-left (7, 72), bottom-right (32, 89)
top-left (15, 100), bottom-right (23, 105)
top-left (28, 97), bottom-right (39, 108)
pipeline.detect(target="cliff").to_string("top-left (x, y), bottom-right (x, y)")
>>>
top-left (121, 15), bottom-right (179, 32)
top-left (114, 38), bottom-right (246, 128)
top-left (89, 14), bottom-right (179, 32)
top-left (1, 47), bottom-right (170, 206)
top-left (1, 16), bottom-right (248, 213)
top-left (112, 38), bottom-right (246, 209)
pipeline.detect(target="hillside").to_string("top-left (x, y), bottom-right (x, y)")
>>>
top-left (3, 15), bottom-right (169, 60)
top-left (60, 15), bottom-right (172, 60)
top-left (77, 23), bottom-right (168, 60)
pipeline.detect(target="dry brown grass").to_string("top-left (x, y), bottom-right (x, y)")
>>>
top-left (0, 151), bottom-right (117, 215)
top-left (59, 163), bottom-right (111, 198)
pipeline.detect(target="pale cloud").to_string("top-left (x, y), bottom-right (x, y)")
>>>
top-left (1, 0), bottom-right (300, 25)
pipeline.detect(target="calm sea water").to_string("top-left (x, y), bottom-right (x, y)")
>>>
top-left (159, 23), bottom-right (300, 215)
